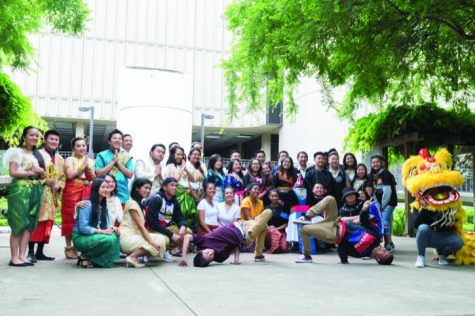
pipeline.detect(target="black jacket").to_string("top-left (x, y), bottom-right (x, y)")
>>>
top-left (144, 191), bottom-right (186, 239)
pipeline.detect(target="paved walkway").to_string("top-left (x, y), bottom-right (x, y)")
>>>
top-left (1, 228), bottom-right (474, 316)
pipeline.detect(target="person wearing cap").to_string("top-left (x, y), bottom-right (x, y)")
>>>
top-left (294, 196), bottom-right (392, 265)
top-left (144, 177), bottom-right (192, 259)
top-left (339, 187), bottom-right (365, 223)
top-left (177, 208), bottom-right (273, 267)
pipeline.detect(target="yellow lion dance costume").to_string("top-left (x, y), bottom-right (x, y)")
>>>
top-left (402, 148), bottom-right (475, 265)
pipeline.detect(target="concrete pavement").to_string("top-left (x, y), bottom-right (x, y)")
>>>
top-left (1, 228), bottom-right (474, 316)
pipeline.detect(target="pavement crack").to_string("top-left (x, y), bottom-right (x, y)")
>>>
top-left (149, 268), bottom-right (199, 316)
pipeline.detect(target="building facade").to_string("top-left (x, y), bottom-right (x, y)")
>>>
top-left (8, 0), bottom-right (348, 160)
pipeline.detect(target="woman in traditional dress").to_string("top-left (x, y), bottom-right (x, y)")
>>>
top-left (224, 159), bottom-right (245, 205)
top-left (186, 148), bottom-right (207, 228)
top-left (197, 182), bottom-right (220, 234)
top-left (163, 146), bottom-right (196, 228)
top-left (100, 174), bottom-right (123, 226)
top-left (205, 154), bottom-right (225, 203)
top-left (3, 126), bottom-right (46, 267)
top-left (73, 178), bottom-right (120, 268)
top-left (120, 178), bottom-right (167, 268)
top-left (61, 137), bottom-right (96, 259)
top-left (343, 153), bottom-right (358, 183)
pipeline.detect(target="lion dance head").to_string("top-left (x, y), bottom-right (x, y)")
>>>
top-left (402, 148), bottom-right (474, 265)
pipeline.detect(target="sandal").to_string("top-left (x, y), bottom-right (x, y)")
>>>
top-left (65, 246), bottom-right (79, 259)
top-left (77, 257), bottom-right (94, 268)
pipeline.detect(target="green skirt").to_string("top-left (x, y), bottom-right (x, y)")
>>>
top-left (72, 232), bottom-right (120, 268)
top-left (7, 178), bottom-right (43, 235)
top-left (176, 185), bottom-right (198, 229)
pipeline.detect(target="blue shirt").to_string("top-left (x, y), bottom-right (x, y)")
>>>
top-left (95, 149), bottom-right (134, 203)
top-left (73, 204), bottom-right (109, 235)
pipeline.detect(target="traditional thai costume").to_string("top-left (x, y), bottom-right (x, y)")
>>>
top-left (134, 156), bottom-right (163, 194)
top-left (72, 204), bottom-right (120, 268)
top-left (60, 155), bottom-right (94, 238)
top-left (95, 148), bottom-right (134, 204)
top-left (164, 163), bottom-right (197, 229)
top-left (3, 148), bottom-right (44, 235)
top-left (30, 149), bottom-right (65, 243)
top-left (205, 169), bottom-right (225, 203)
top-left (224, 172), bottom-right (244, 205)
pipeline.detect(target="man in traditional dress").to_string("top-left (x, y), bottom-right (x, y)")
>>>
top-left (95, 129), bottom-right (134, 206)
top-left (28, 130), bottom-right (65, 262)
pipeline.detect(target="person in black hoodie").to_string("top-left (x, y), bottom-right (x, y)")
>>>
top-left (413, 208), bottom-right (464, 268)
top-left (336, 198), bottom-right (393, 264)
top-left (144, 177), bottom-right (192, 257)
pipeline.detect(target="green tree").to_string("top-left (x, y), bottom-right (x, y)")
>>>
top-left (0, 0), bottom-right (89, 144)
top-left (224, 0), bottom-right (475, 119)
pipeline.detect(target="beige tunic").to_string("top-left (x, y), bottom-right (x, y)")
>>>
top-left (38, 150), bottom-right (65, 222)
top-left (119, 199), bottom-right (166, 258)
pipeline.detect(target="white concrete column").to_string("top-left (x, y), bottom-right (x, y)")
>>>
top-left (261, 133), bottom-right (271, 159)
top-left (116, 67), bottom-right (193, 162)
top-left (75, 122), bottom-right (85, 137)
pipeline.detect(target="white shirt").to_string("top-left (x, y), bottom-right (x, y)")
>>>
top-left (107, 196), bottom-right (123, 224)
top-left (216, 202), bottom-right (241, 225)
top-left (197, 199), bottom-right (219, 226)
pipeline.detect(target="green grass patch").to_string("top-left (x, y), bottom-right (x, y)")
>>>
top-left (0, 197), bottom-right (63, 226)
top-left (392, 205), bottom-right (474, 236)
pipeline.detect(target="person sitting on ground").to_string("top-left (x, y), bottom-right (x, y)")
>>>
top-left (120, 178), bottom-right (168, 268)
top-left (144, 177), bottom-right (192, 259)
top-left (100, 174), bottom-right (123, 226)
top-left (295, 196), bottom-right (393, 265)
top-left (177, 209), bottom-right (273, 267)
top-left (197, 182), bottom-right (221, 235)
top-left (339, 187), bottom-right (364, 223)
top-left (216, 187), bottom-right (241, 226)
top-left (240, 183), bottom-right (264, 220)
top-left (73, 178), bottom-right (121, 268)
top-left (265, 189), bottom-right (290, 253)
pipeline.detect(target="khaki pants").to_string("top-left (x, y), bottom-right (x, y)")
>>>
top-left (300, 196), bottom-right (339, 256)
top-left (159, 225), bottom-right (193, 248)
top-left (242, 209), bottom-right (273, 256)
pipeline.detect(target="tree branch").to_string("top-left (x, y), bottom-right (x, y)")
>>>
top-left (426, 15), bottom-right (475, 41)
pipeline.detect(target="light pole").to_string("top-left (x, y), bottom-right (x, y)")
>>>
top-left (78, 106), bottom-right (95, 158)
top-left (200, 113), bottom-right (214, 155)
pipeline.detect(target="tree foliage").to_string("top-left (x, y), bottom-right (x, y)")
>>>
top-left (224, 0), bottom-right (475, 119)
top-left (0, 0), bottom-right (89, 145)
top-left (0, 0), bottom-right (89, 69)
top-left (344, 103), bottom-right (475, 156)
top-left (0, 73), bottom-right (48, 145)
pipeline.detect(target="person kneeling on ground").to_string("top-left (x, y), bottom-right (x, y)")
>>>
top-left (178, 209), bottom-right (273, 267)
top-left (295, 196), bottom-right (392, 265)
top-left (144, 177), bottom-right (192, 261)
top-left (73, 178), bottom-right (121, 268)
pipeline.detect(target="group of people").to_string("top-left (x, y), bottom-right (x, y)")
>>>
top-left (8, 124), bottom-right (457, 269)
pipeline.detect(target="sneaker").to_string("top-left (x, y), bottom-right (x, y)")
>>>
top-left (295, 255), bottom-right (313, 263)
top-left (293, 216), bottom-right (312, 225)
top-left (384, 242), bottom-right (395, 252)
top-left (438, 255), bottom-right (448, 265)
top-left (162, 251), bottom-right (175, 262)
top-left (254, 255), bottom-right (266, 262)
top-left (415, 255), bottom-right (425, 268)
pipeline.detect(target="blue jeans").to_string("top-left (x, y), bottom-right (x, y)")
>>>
top-left (381, 205), bottom-right (395, 237)
top-left (416, 224), bottom-right (464, 257)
